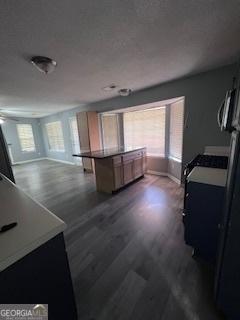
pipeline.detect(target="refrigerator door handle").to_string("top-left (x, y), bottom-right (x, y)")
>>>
top-left (217, 100), bottom-right (224, 128)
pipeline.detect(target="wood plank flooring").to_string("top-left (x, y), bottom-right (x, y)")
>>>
top-left (13, 160), bottom-right (224, 320)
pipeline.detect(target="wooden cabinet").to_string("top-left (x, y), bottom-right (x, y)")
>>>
top-left (76, 111), bottom-right (100, 172)
top-left (123, 160), bottom-right (134, 184)
top-left (113, 164), bottom-right (124, 190)
top-left (143, 150), bottom-right (147, 173)
top-left (95, 148), bottom-right (146, 193)
top-left (133, 156), bottom-right (143, 178)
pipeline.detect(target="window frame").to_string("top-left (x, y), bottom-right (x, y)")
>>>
top-left (17, 123), bottom-right (36, 153)
top-left (101, 113), bottom-right (121, 149)
top-left (45, 121), bottom-right (65, 152)
top-left (123, 107), bottom-right (166, 157)
top-left (169, 100), bottom-right (184, 162)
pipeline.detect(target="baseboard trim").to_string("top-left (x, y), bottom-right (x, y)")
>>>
top-left (147, 170), bottom-right (181, 185)
top-left (12, 158), bottom-right (46, 165)
top-left (13, 157), bottom-right (82, 166)
top-left (167, 173), bottom-right (181, 185)
top-left (46, 157), bottom-right (79, 166)
top-left (46, 158), bottom-right (75, 165)
top-left (147, 170), bottom-right (168, 176)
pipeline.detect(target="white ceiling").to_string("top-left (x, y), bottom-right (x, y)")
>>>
top-left (0, 0), bottom-right (240, 118)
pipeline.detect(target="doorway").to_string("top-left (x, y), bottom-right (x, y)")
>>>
top-left (69, 116), bottom-right (82, 166)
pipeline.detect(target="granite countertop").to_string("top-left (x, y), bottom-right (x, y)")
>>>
top-left (0, 174), bottom-right (66, 272)
top-left (73, 146), bottom-right (146, 159)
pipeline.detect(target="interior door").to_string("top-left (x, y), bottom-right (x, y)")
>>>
top-left (69, 117), bottom-right (82, 166)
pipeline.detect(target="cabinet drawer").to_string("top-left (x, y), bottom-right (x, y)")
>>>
top-left (122, 151), bottom-right (142, 162)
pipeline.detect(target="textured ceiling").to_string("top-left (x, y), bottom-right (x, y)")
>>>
top-left (0, 0), bottom-right (240, 117)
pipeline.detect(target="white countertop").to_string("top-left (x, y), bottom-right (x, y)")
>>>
top-left (0, 174), bottom-right (66, 272)
top-left (187, 167), bottom-right (227, 187)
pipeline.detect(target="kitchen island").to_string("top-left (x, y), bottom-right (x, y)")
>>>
top-left (73, 147), bottom-right (146, 193)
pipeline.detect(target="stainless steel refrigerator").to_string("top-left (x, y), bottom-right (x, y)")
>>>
top-left (215, 71), bottom-right (240, 319)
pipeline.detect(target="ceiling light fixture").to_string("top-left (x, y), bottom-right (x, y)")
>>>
top-left (102, 84), bottom-right (117, 91)
top-left (118, 88), bottom-right (132, 96)
top-left (31, 56), bottom-right (57, 74)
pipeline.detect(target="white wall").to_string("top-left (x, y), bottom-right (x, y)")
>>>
top-left (1, 118), bottom-right (46, 163)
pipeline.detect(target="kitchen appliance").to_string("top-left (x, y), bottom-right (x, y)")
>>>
top-left (217, 88), bottom-right (236, 132)
top-left (184, 166), bottom-right (227, 262)
top-left (183, 153), bottom-right (228, 262)
top-left (0, 125), bottom-right (14, 182)
top-left (183, 153), bottom-right (228, 220)
top-left (215, 69), bottom-right (240, 319)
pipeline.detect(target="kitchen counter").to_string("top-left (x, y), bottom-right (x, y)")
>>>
top-left (73, 146), bottom-right (145, 159)
top-left (0, 174), bottom-right (77, 319)
top-left (187, 166), bottom-right (227, 187)
top-left (73, 147), bottom-right (147, 193)
top-left (0, 174), bottom-right (66, 272)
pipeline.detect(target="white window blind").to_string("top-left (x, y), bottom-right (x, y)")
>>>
top-left (17, 124), bottom-right (36, 152)
top-left (169, 100), bottom-right (184, 161)
top-left (124, 107), bottom-right (166, 156)
top-left (45, 121), bottom-right (65, 151)
top-left (101, 114), bottom-right (119, 149)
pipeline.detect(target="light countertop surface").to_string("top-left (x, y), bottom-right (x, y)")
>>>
top-left (0, 174), bottom-right (66, 272)
top-left (187, 166), bottom-right (227, 187)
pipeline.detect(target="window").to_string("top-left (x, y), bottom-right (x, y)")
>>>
top-left (124, 107), bottom-right (166, 156)
top-left (45, 121), bottom-right (65, 151)
top-left (17, 124), bottom-right (36, 152)
top-left (169, 100), bottom-right (184, 161)
top-left (101, 114), bottom-right (120, 149)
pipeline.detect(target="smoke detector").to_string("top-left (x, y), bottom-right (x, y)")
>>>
top-left (31, 56), bottom-right (57, 74)
top-left (118, 88), bottom-right (132, 96)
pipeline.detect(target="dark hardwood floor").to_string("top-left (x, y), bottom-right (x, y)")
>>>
top-left (13, 160), bottom-right (224, 320)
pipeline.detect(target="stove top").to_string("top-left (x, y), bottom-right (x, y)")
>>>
top-left (187, 154), bottom-right (228, 171)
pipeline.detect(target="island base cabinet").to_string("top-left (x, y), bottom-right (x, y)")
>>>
top-left (94, 148), bottom-right (146, 193)
top-left (123, 160), bottom-right (134, 184)
top-left (133, 157), bottom-right (143, 178)
top-left (114, 164), bottom-right (124, 190)
top-left (0, 233), bottom-right (78, 320)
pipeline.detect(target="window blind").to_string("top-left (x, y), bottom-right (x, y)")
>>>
top-left (45, 121), bottom-right (65, 151)
top-left (124, 107), bottom-right (166, 156)
top-left (101, 114), bottom-right (119, 149)
top-left (169, 100), bottom-right (184, 161)
top-left (17, 124), bottom-right (36, 152)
